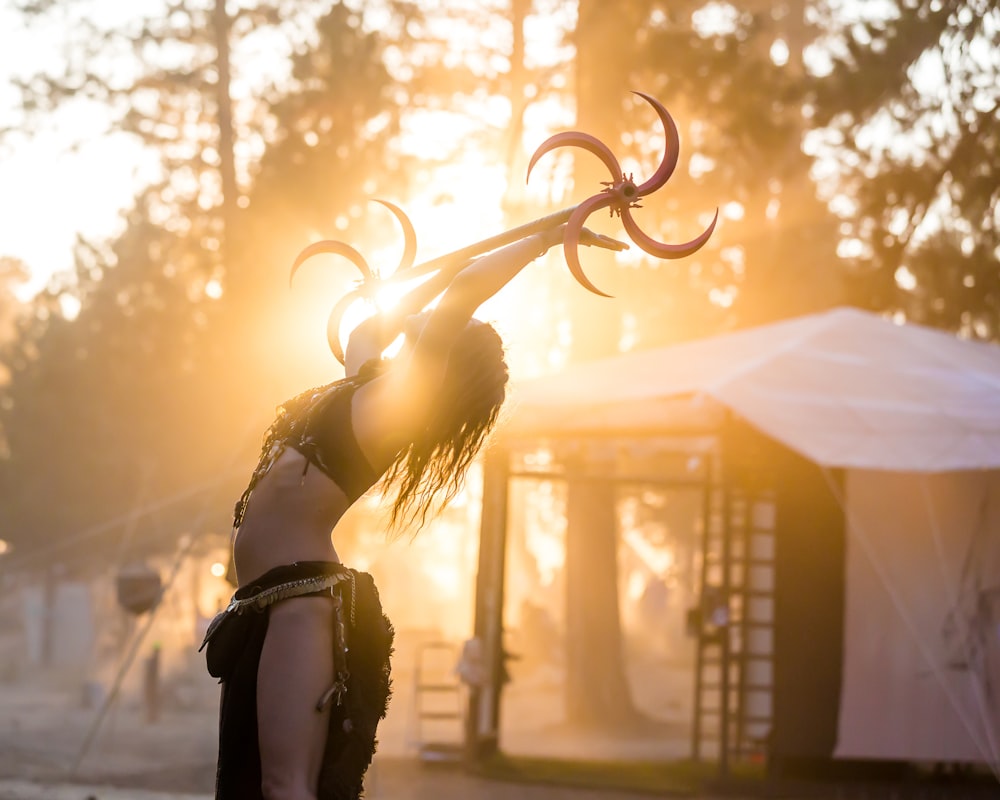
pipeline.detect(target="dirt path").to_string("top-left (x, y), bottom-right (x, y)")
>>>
top-left (0, 676), bottom-right (670, 800)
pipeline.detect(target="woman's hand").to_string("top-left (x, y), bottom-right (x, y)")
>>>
top-left (579, 228), bottom-right (628, 251)
top-left (534, 224), bottom-right (628, 252)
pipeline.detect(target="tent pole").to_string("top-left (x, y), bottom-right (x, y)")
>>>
top-left (719, 418), bottom-right (733, 777)
top-left (466, 445), bottom-right (511, 761)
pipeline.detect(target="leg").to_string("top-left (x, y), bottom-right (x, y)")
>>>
top-left (257, 595), bottom-right (334, 800)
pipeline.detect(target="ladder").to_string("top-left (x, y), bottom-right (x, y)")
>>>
top-left (412, 640), bottom-right (465, 763)
top-left (691, 449), bottom-right (776, 769)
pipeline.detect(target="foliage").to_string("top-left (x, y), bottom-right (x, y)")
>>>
top-left (0, 196), bottom-right (236, 564)
top-left (808, 0), bottom-right (1000, 338)
top-left (554, 0), bottom-right (999, 349)
top-left (0, 2), bottom-right (409, 566)
top-left (11, 0), bottom-right (327, 216)
top-left (238, 3), bottom-right (405, 279)
top-left (5, 0), bottom-right (995, 568)
top-left (600, 1), bottom-right (841, 345)
top-left (0, 258), bottom-right (29, 351)
top-left (511, 1), bottom-right (844, 364)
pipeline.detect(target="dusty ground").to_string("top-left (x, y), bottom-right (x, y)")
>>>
top-left (0, 691), bottom-right (686, 800)
top-left (0, 674), bottom-right (216, 796)
top-left (0, 668), bottom-right (684, 800)
top-left (2, 651), bottom-right (995, 800)
top-left (0, 660), bottom-right (682, 800)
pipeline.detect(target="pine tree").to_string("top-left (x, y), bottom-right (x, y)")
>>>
top-left (809, 0), bottom-right (1000, 338)
top-left (0, 2), bottom-right (409, 565)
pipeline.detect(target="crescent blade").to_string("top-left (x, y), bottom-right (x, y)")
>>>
top-left (325, 290), bottom-right (368, 365)
top-left (527, 131), bottom-right (622, 184)
top-left (372, 199), bottom-right (418, 273)
top-left (289, 240), bottom-right (373, 287)
top-left (564, 195), bottom-right (616, 297)
top-left (631, 91), bottom-right (680, 196)
top-left (621, 207), bottom-right (719, 259)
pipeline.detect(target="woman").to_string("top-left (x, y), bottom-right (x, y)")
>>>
top-left (202, 223), bottom-right (624, 800)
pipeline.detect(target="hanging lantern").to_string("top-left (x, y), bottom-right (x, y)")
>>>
top-left (117, 562), bottom-right (162, 615)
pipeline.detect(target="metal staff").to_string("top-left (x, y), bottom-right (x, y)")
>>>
top-left (291, 92), bottom-right (718, 363)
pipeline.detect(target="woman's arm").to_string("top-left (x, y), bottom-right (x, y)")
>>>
top-left (412, 226), bottom-right (624, 365)
top-left (345, 225), bottom-right (624, 374)
top-left (344, 230), bottom-right (557, 374)
top-left (350, 226), bottom-right (623, 466)
top-left (343, 263), bottom-right (468, 375)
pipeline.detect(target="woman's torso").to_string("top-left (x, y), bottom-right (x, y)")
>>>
top-left (232, 447), bottom-right (350, 584)
top-left (232, 380), bottom-right (382, 585)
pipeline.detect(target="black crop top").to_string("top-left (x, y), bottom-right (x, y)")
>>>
top-left (290, 381), bottom-right (378, 499)
top-left (232, 365), bottom-right (384, 530)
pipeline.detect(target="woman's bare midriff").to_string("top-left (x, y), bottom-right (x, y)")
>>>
top-left (233, 448), bottom-right (349, 585)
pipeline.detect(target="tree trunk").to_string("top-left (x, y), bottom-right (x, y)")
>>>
top-left (570, 0), bottom-right (646, 361)
top-left (736, 0), bottom-right (843, 327)
top-left (564, 459), bottom-right (644, 729)
top-left (214, 0), bottom-right (236, 265)
top-left (560, 0), bottom-right (648, 732)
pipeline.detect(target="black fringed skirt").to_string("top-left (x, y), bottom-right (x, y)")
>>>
top-left (201, 561), bottom-right (394, 800)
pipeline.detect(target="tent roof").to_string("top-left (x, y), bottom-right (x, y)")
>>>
top-left (506, 307), bottom-right (1000, 472)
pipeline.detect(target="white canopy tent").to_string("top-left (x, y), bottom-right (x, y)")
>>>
top-left (506, 307), bottom-right (1000, 768)
top-left (508, 306), bottom-right (1000, 472)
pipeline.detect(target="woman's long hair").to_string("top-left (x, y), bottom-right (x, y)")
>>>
top-left (380, 320), bottom-right (508, 533)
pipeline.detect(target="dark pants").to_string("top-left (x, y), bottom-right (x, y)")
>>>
top-left (203, 562), bottom-right (394, 800)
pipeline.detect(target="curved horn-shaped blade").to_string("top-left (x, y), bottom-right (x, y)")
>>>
top-left (289, 240), bottom-right (373, 287)
top-left (621, 207), bottom-right (719, 260)
top-left (527, 131), bottom-right (622, 184)
top-left (325, 289), bottom-right (368, 365)
top-left (563, 193), bottom-right (617, 297)
top-left (371, 199), bottom-right (417, 274)
top-left (631, 91), bottom-right (680, 196)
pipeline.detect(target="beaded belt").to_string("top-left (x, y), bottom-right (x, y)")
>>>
top-left (225, 571), bottom-right (353, 622)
